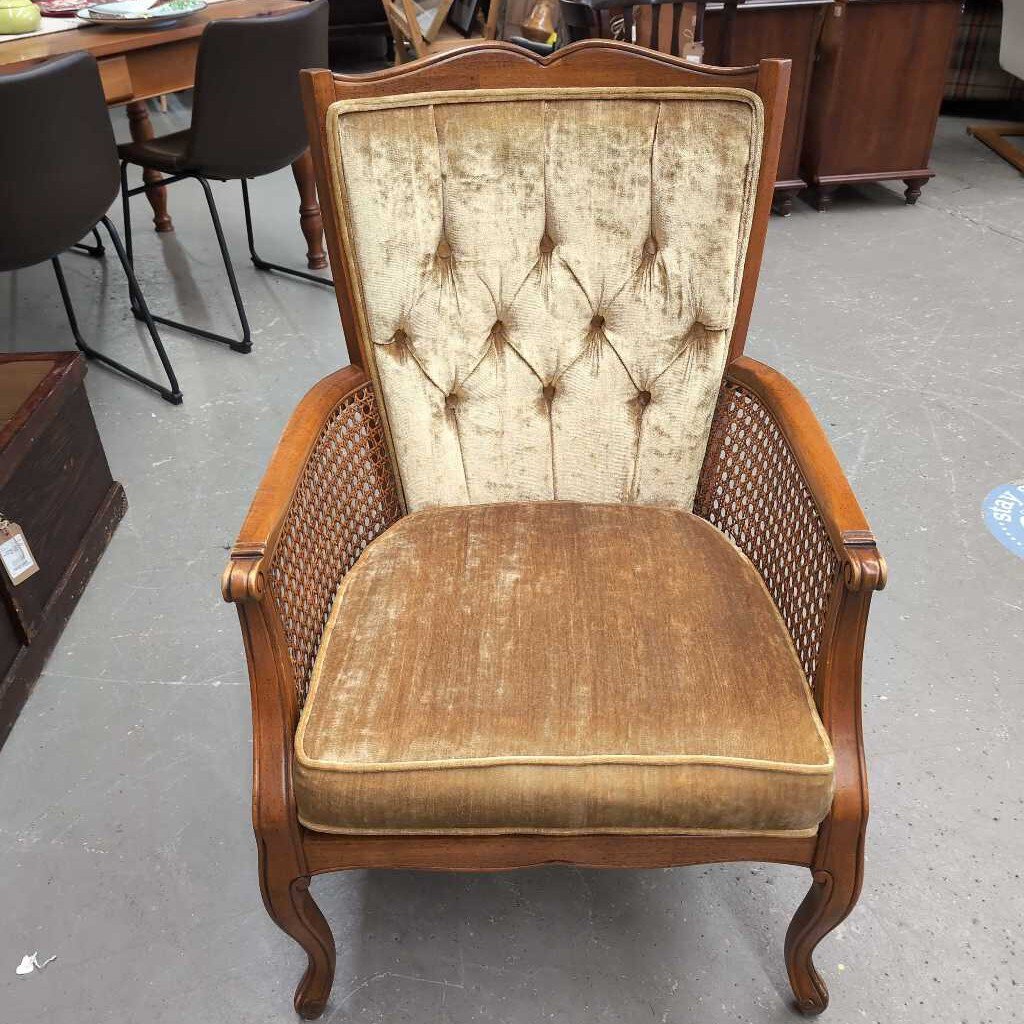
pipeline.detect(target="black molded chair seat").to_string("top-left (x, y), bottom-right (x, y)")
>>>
top-left (118, 131), bottom-right (192, 175)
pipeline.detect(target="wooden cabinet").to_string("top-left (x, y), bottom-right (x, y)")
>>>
top-left (0, 354), bottom-right (126, 747)
top-left (704, 0), bottom-right (831, 214)
top-left (800, 0), bottom-right (961, 208)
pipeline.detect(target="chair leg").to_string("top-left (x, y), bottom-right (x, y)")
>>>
top-left (51, 219), bottom-right (183, 405)
top-left (72, 227), bottom-right (105, 259)
top-left (259, 848), bottom-right (336, 1020)
top-left (122, 165), bottom-right (253, 353)
top-left (784, 832), bottom-right (864, 1015)
top-left (967, 122), bottom-right (1024, 175)
top-left (241, 179), bottom-right (333, 287)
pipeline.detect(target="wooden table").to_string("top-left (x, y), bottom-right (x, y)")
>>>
top-left (0, 0), bottom-right (327, 269)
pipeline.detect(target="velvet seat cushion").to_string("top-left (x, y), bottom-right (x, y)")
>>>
top-left (293, 502), bottom-right (834, 836)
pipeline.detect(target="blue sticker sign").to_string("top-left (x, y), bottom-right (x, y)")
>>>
top-left (983, 482), bottom-right (1024, 559)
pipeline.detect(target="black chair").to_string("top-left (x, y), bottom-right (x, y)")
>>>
top-left (0, 53), bottom-right (181, 405)
top-left (119, 0), bottom-right (330, 354)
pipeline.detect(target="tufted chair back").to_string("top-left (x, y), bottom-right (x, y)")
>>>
top-left (308, 45), bottom-right (786, 514)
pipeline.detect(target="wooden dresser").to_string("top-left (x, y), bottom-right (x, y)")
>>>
top-left (800, 0), bottom-right (961, 208)
top-left (704, 0), bottom-right (831, 214)
top-left (0, 354), bottom-right (126, 747)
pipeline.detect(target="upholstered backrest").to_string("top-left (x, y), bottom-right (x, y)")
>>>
top-left (324, 87), bottom-right (763, 512)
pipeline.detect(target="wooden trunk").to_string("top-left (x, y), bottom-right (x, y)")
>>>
top-left (800, 0), bottom-right (961, 209)
top-left (703, 0), bottom-right (830, 214)
top-left (0, 353), bottom-right (126, 747)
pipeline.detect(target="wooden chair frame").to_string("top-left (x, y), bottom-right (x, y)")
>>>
top-left (222, 41), bottom-right (886, 1020)
top-left (383, 0), bottom-right (503, 62)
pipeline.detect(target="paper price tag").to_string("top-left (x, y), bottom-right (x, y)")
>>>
top-left (0, 522), bottom-right (39, 586)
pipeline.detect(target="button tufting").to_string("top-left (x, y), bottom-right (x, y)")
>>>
top-left (436, 238), bottom-right (453, 261)
top-left (637, 390), bottom-right (652, 408)
top-left (643, 236), bottom-right (658, 257)
top-left (542, 384), bottom-right (556, 403)
top-left (589, 314), bottom-right (605, 331)
top-left (539, 232), bottom-right (555, 255)
top-left (445, 392), bottom-right (459, 410)
top-left (391, 328), bottom-right (409, 345)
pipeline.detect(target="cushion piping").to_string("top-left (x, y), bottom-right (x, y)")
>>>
top-left (295, 816), bottom-right (821, 839)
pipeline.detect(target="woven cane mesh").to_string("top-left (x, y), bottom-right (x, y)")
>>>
top-left (268, 383), bottom-right (401, 704)
top-left (694, 380), bottom-right (841, 685)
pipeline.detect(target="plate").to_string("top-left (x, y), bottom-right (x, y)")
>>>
top-left (76, 0), bottom-right (207, 28)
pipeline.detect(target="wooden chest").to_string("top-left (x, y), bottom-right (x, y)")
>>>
top-left (704, 0), bottom-right (832, 214)
top-left (800, 0), bottom-right (961, 208)
top-left (0, 353), bottom-right (126, 747)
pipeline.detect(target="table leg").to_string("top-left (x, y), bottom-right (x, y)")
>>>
top-left (126, 100), bottom-right (173, 234)
top-left (291, 150), bottom-right (328, 271)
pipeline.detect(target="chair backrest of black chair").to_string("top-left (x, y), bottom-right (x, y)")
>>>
top-left (0, 53), bottom-right (119, 274)
top-left (187, 0), bottom-right (329, 180)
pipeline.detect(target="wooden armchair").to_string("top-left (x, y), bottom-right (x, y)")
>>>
top-left (223, 41), bottom-right (886, 1019)
top-left (382, 0), bottom-right (502, 61)
top-left (560, 0), bottom-right (744, 64)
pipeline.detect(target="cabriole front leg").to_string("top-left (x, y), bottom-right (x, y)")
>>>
top-left (786, 550), bottom-right (881, 1015)
top-left (784, 839), bottom-right (863, 1014)
top-left (258, 840), bottom-right (336, 1020)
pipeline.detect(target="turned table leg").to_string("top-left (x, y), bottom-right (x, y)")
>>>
top-left (291, 150), bottom-right (328, 271)
top-left (126, 100), bottom-right (173, 234)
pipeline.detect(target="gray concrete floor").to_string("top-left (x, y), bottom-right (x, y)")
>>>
top-left (1, 108), bottom-right (1022, 1024)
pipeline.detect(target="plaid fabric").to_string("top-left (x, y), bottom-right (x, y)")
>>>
top-left (947, 0), bottom-right (1024, 102)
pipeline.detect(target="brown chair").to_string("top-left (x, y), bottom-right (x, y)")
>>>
top-left (560, 0), bottom-right (743, 63)
top-left (223, 40), bottom-right (886, 1020)
top-left (382, 0), bottom-right (503, 61)
top-left (119, 1), bottom-right (329, 354)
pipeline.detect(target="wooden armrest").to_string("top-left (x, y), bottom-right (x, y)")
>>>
top-left (695, 355), bottom-right (886, 689)
top-left (726, 356), bottom-right (886, 581)
top-left (222, 365), bottom-right (401, 703)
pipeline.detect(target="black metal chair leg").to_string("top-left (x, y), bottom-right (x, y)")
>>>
top-left (123, 171), bottom-right (252, 354)
top-left (72, 227), bottom-right (105, 259)
top-left (52, 221), bottom-right (183, 405)
top-left (241, 178), bottom-right (332, 287)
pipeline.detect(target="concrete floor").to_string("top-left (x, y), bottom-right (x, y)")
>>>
top-left (1, 108), bottom-right (1022, 1024)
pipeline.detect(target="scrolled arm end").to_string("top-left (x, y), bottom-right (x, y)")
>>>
top-left (224, 365), bottom-right (402, 704)
top-left (221, 552), bottom-right (266, 605)
top-left (843, 543), bottom-right (887, 593)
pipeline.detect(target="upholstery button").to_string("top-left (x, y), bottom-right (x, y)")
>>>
top-left (542, 384), bottom-right (556, 403)
top-left (637, 390), bottom-right (652, 408)
top-left (539, 233), bottom-right (555, 255)
top-left (643, 236), bottom-right (658, 257)
top-left (392, 328), bottom-right (409, 345)
top-left (445, 392), bottom-right (459, 410)
top-left (436, 238), bottom-right (453, 261)
top-left (589, 314), bottom-right (605, 331)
